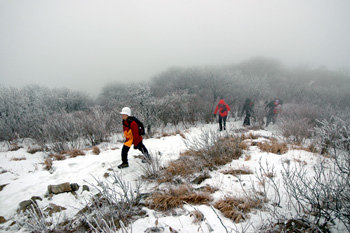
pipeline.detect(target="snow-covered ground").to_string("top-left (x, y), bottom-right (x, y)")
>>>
top-left (0, 120), bottom-right (340, 232)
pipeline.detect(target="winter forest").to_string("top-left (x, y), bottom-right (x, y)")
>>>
top-left (1, 57), bottom-right (350, 232)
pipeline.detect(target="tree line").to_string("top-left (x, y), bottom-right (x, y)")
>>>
top-left (1, 57), bottom-right (349, 151)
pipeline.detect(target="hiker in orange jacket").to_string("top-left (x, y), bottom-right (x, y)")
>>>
top-left (118, 107), bottom-right (150, 169)
top-left (214, 99), bottom-right (231, 131)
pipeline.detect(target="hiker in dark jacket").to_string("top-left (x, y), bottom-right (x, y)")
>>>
top-left (118, 107), bottom-right (150, 169)
top-left (265, 99), bottom-right (282, 126)
top-left (214, 99), bottom-right (231, 131)
top-left (241, 98), bottom-right (254, 126)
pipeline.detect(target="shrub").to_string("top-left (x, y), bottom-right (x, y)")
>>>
top-left (157, 156), bottom-right (199, 183)
top-left (257, 138), bottom-right (288, 154)
top-left (76, 171), bottom-right (143, 232)
top-left (277, 103), bottom-right (324, 143)
top-left (141, 153), bottom-right (162, 180)
top-left (185, 130), bottom-right (243, 168)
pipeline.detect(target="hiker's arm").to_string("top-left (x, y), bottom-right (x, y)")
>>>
top-left (214, 105), bottom-right (219, 115)
top-left (130, 121), bottom-right (139, 137)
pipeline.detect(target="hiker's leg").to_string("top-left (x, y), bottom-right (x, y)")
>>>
top-left (244, 115), bottom-right (249, 126)
top-left (136, 141), bottom-right (150, 159)
top-left (218, 116), bottom-right (223, 131)
top-left (121, 145), bottom-right (130, 164)
top-left (273, 114), bottom-right (277, 124)
top-left (223, 116), bottom-right (227, 130)
top-left (247, 115), bottom-right (251, 126)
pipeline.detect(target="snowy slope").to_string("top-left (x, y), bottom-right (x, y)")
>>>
top-left (0, 121), bottom-right (338, 232)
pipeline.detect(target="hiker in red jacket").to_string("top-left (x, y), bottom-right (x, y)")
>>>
top-left (214, 99), bottom-right (231, 131)
top-left (118, 107), bottom-right (150, 169)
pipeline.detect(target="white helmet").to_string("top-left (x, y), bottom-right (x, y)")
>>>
top-left (120, 107), bottom-right (131, 116)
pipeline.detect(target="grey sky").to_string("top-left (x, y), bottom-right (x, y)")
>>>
top-left (1, 0), bottom-right (349, 95)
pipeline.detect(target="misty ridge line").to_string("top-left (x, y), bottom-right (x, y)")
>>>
top-left (0, 57), bottom-right (349, 145)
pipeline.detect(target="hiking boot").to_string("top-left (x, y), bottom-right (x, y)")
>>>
top-left (117, 163), bottom-right (129, 169)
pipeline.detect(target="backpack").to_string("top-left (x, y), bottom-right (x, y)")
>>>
top-left (127, 116), bottom-right (145, 135)
top-left (219, 104), bottom-right (227, 113)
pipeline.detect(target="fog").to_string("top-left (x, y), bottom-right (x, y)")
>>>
top-left (0, 0), bottom-right (349, 95)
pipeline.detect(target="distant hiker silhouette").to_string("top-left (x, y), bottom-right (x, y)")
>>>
top-left (265, 99), bottom-right (282, 127)
top-left (241, 98), bottom-right (254, 126)
top-left (214, 99), bottom-right (231, 131)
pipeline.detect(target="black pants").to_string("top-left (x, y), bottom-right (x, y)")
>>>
top-left (266, 113), bottom-right (276, 127)
top-left (243, 115), bottom-right (251, 126)
top-left (121, 141), bottom-right (149, 164)
top-left (218, 115), bottom-right (227, 131)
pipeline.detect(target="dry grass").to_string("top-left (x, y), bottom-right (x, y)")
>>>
top-left (196, 185), bottom-right (219, 194)
top-left (204, 136), bottom-right (243, 167)
top-left (161, 132), bottom-right (172, 137)
top-left (257, 139), bottom-right (288, 154)
top-left (160, 135), bottom-right (243, 183)
top-left (44, 157), bottom-right (53, 170)
top-left (9, 144), bottom-right (21, 151)
top-left (190, 210), bottom-right (204, 223)
top-left (214, 196), bottom-right (264, 223)
top-left (92, 146), bottom-right (100, 155)
top-left (63, 149), bottom-right (86, 158)
top-left (293, 144), bottom-right (319, 153)
top-left (11, 157), bottom-right (26, 161)
top-left (50, 153), bottom-right (66, 160)
top-left (241, 133), bottom-right (259, 140)
top-left (294, 158), bottom-right (307, 165)
top-left (27, 147), bottom-right (43, 154)
top-left (179, 132), bottom-right (186, 139)
top-left (244, 155), bottom-right (252, 161)
top-left (146, 185), bottom-right (212, 211)
top-left (239, 141), bottom-right (249, 150)
top-left (157, 157), bottom-right (199, 183)
top-left (222, 168), bottom-right (253, 176)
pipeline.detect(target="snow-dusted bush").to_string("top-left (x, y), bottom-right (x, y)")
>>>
top-left (0, 85), bottom-right (92, 142)
top-left (156, 90), bottom-right (195, 126)
top-left (140, 153), bottom-right (162, 180)
top-left (41, 110), bottom-right (82, 152)
top-left (77, 171), bottom-right (143, 232)
top-left (277, 103), bottom-right (326, 143)
top-left (263, 117), bottom-right (350, 232)
top-left (98, 83), bottom-right (159, 134)
top-left (185, 129), bottom-right (243, 167)
top-left (16, 203), bottom-right (68, 233)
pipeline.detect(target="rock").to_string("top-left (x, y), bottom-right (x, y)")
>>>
top-left (145, 227), bottom-right (164, 233)
top-left (82, 185), bottom-right (90, 192)
top-left (48, 182), bottom-right (72, 194)
top-left (44, 203), bottom-right (66, 216)
top-left (191, 174), bottom-right (211, 185)
top-left (70, 183), bottom-right (79, 192)
top-left (0, 216), bottom-right (6, 224)
top-left (0, 183), bottom-right (8, 192)
top-left (17, 198), bottom-right (40, 214)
